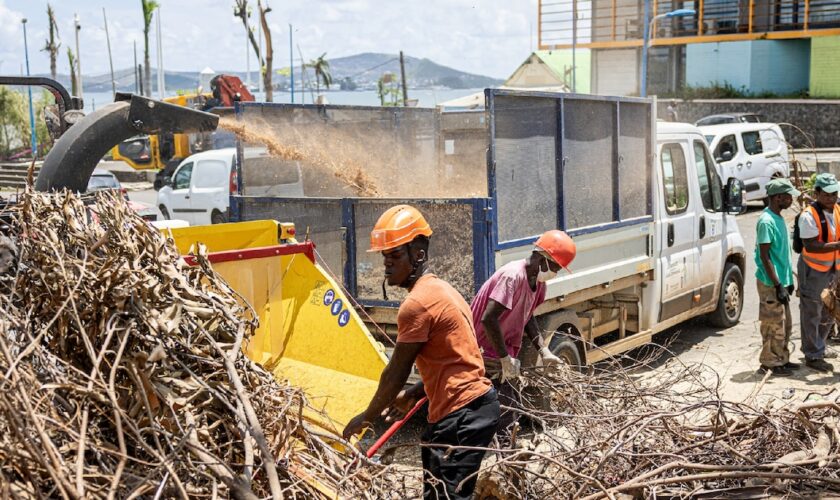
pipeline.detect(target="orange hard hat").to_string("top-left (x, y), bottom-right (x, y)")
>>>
top-left (535, 230), bottom-right (576, 271)
top-left (369, 205), bottom-right (433, 252)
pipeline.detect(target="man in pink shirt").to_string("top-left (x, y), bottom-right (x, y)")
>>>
top-left (471, 230), bottom-right (576, 433)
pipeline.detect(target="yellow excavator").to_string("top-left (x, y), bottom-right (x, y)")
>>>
top-left (109, 75), bottom-right (254, 189)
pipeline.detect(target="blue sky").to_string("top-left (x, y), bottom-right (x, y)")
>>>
top-left (1, 0), bottom-right (538, 79)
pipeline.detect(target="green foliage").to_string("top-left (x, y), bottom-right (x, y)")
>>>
top-left (376, 73), bottom-right (402, 107)
top-left (307, 53), bottom-right (333, 94)
top-left (0, 88), bottom-right (54, 158)
top-left (141, 0), bottom-right (159, 31)
top-left (0, 87), bottom-right (28, 157)
top-left (662, 83), bottom-right (811, 100)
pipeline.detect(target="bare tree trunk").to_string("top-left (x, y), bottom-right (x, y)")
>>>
top-left (258, 1), bottom-right (273, 102)
top-left (234, 1), bottom-right (264, 73)
top-left (44, 4), bottom-right (60, 80)
top-left (143, 31), bottom-right (152, 97)
top-left (68, 49), bottom-right (78, 97)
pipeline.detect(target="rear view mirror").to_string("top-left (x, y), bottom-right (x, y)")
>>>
top-left (723, 178), bottom-right (746, 215)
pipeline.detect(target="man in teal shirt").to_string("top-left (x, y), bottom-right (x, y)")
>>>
top-left (755, 178), bottom-right (800, 375)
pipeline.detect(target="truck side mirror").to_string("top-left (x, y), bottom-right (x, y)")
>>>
top-left (722, 177), bottom-right (746, 215)
top-left (717, 150), bottom-right (733, 162)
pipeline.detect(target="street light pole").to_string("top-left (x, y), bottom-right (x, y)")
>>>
top-left (641, 8), bottom-right (695, 97)
top-left (74, 14), bottom-right (83, 100)
top-left (22, 18), bottom-right (37, 159)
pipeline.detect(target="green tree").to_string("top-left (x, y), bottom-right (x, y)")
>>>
top-left (67, 47), bottom-right (78, 97)
top-left (376, 72), bottom-right (400, 107)
top-left (307, 53), bottom-right (332, 97)
top-left (141, 0), bottom-right (159, 97)
top-left (0, 87), bottom-right (27, 157)
top-left (41, 4), bottom-right (61, 80)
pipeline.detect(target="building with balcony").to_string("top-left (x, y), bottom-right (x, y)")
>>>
top-left (538, 0), bottom-right (840, 97)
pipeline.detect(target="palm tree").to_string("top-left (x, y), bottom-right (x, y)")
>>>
top-left (141, 0), bottom-right (159, 97)
top-left (308, 53), bottom-right (332, 97)
top-left (67, 48), bottom-right (78, 97)
top-left (41, 4), bottom-right (60, 80)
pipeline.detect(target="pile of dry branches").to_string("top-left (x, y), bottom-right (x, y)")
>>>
top-left (0, 190), bottom-right (405, 499)
top-left (473, 351), bottom-right (840, 499)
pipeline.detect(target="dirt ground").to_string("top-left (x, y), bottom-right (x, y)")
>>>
top-left (643, 202), bottom-right (839, 407)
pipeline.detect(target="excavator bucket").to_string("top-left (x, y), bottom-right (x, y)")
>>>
top-left (165, 221), bottom-right (388, 431)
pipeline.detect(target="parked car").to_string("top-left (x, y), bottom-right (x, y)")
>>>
top-left (87, 168), bottom-right (160, 222)
top-left (699, 122), bottom-right (789, 202)
top-left (695, 113), bottom-right (764, 127)
top-left (157, 147), bottom-right (304, 225)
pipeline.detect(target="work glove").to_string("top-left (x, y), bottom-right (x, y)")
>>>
top-left (499, 355), bottom-right (521, 383)
top-left (786, 284), bottom-right (795, 296)
top-left (539, 347), bottom-right (562, 368)
top-left (775, 284), bottom-right (790, 304)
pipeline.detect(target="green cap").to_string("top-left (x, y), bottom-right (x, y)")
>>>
top-left (814, 173), bottom-right (840, 193)
top-left (765, 178), bottom-right (801, 197)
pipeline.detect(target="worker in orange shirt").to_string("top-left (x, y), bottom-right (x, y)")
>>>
top-left (343, 205), bottom-right (499, 500)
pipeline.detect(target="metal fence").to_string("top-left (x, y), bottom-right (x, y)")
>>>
top-left (231, 196), bottom-right (492, 306)
top-left (487, 89), bottom-right (653, 249)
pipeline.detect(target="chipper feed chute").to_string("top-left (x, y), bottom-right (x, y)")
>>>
top-left (165, 221), bottom-right (388, 430)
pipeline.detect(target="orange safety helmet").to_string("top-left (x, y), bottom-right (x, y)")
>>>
top-left (369, 205), bottom-right (433, 252)
top-left (535, 229), bottom-right (576, 272)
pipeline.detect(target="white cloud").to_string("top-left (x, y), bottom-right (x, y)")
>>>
top-left (4, 0), bottom-right (538, 79)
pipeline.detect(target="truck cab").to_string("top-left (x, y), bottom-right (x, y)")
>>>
top-left (651, 122), bottom-right (746, 332)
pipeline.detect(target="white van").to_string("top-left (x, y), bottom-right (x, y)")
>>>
top-left (699, 122), bottom-right (789, 202)
top-left (158, 147), bottom-right (304, 225)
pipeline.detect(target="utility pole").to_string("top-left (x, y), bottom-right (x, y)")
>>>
top-left (103, 8), bottom-right (116, 99)
top-left (74, 14), bottom-right (83, 100)
top-left (138, 64), bottom-right (144, 95)
top-left (156, 5), bottom-right (165, 98)
top-left (22, 18), bottom-right (37, 158)
top-left (289, 24), bottom-right (294, 103)
top-left (133, 41), bottom-right (139, 93)
top-left (246, 21), bottom-right (251, 89)
top-left (399, 50), bottom-right (408, 106)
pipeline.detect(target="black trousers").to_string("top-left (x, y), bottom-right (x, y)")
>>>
top-left (421, 388), bottom-right (500, 500)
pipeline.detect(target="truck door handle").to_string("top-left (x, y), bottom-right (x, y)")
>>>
top-left (699, 215), bottom-right (706, 239)
top-left (746, 161), bottom-right (752, 168)
top-left (185, 195), bottom-right (190, 199)
top-left (667, 222), bottom-right (675, 247)
top-left (736, 163), bottom-right (743, 170)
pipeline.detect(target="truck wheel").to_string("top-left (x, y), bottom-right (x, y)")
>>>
top-left (708, 263), bottom-right (743, 328)
top-left (548, 335), bottom-right (583, 367)
top-left (211, 210), bottom-right (227, 224)
top-left (159, 205), bottom-right (170, 220)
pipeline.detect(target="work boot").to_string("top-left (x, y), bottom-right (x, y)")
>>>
top-left (760, 365), bottom-right (793, 376)
top-left (783, 361), bottom-right (801, 370)
top-left (805, 358), bottom-right (834, 372)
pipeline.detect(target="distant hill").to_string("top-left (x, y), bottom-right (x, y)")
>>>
top-left (36, 52), bottom-right (502, 93)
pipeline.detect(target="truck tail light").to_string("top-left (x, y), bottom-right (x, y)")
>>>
top-left (229, 168), bottom-right (238, 194)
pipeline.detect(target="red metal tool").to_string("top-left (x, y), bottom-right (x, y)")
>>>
top-left (365, 396), bottom-right (428, 459)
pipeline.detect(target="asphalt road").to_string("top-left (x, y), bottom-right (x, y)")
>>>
top-left (645, 202), bottom-right (838, 404)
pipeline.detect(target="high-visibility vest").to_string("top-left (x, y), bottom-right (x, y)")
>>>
top-left (801, 204), bottom-right (840, 272)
